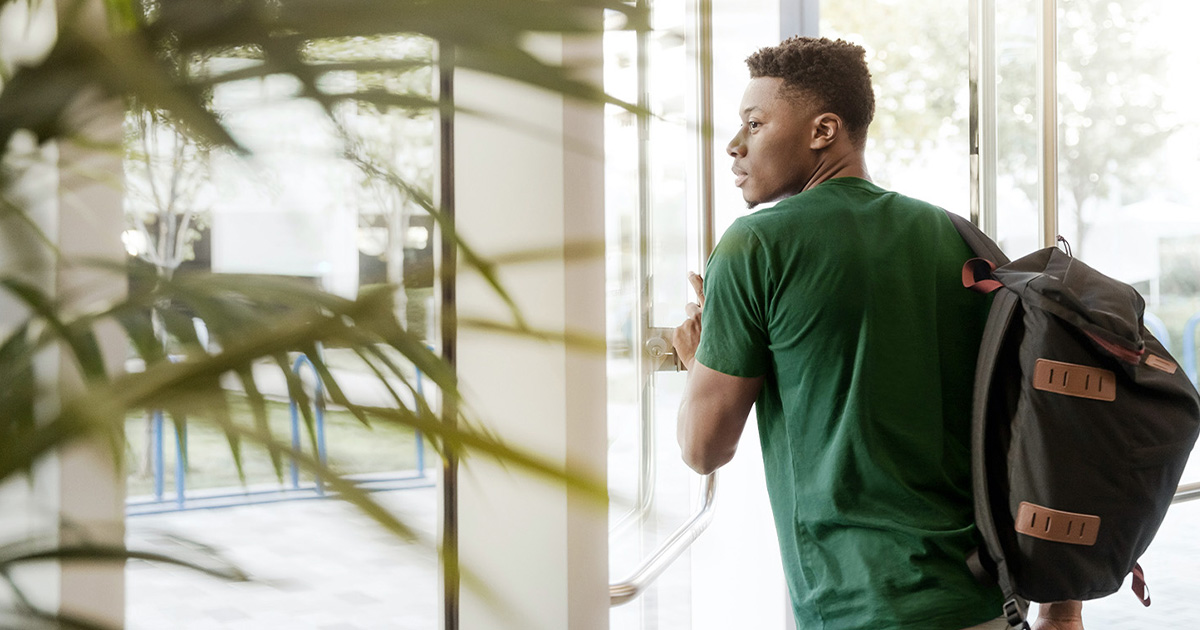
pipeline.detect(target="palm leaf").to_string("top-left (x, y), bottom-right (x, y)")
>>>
top-left (0, 278), bottom-right (108, 381)
top-left (0, 541), bottom-right (248, 582)
top-left (233, 366), bottom-right (279, 480)
top-left (1, 0), bottom-right (632, 623)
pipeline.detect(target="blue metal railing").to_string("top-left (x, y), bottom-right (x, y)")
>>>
top-left (1144, 312), bottom-right (1171, 350)
top-left (414, 361), bottom-right (427, 474)
top-left (1146, 310), bottom-right (1198, 388)
top-left (289, 354), bottom-right (328, 495)
top-left (152, 410), bottom-right (163, 501)
top-left (128, 352), bottom-right (433, 515)
top-left (1184, 312), bottom-right (1200, 387)
top-left (147, 410), bottom-right (190, 510)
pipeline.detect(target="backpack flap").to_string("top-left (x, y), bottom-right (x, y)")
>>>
top-left (995, 247), bottom-right (1145, 359)
top-left (978, 245), bottom-right (1200, 604)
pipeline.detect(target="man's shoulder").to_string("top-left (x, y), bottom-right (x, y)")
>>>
top-left (731, 193), bottom-right (837, 237)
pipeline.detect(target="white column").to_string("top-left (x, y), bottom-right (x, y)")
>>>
top-left (54, 99), bottom-right (127, 626)
top-left (0, 1), bottom-right (126, 624)
top-left (454, 34), bottom-right (608, 630)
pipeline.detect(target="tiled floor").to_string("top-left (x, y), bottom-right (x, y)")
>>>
top-left (128, 495), bottom-right (1200, 629)
top-left (126, 488), bottom-right (439, 630)
top-left (127, 486), bottom-right (1200, 629)
top-left (1074, 498), bottom-right (1200, 629)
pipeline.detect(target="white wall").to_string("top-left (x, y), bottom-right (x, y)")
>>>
top-left (454, 33), bottom-right (609, 630)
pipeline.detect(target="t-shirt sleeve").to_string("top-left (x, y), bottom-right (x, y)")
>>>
top-left (694, 219), bottom-right (771, 378)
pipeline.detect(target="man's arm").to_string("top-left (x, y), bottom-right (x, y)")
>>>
top-left (1032, 601), bottom-right (1084, 630)
top-left (673, 272), bottom-right (764, 475)
top-left (676, 361), bottom-right (763, 474)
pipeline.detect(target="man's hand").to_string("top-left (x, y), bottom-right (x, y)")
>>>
top-left (1032, 601), bottom-right (1084, 630)
top-left (672, 272), bottom-right (705, 371)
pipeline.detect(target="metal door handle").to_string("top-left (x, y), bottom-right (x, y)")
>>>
top-left (610, 472), bottom-right (717, 606)
top-left (1174, 481), bottom-right (1199, 504)
top-left (646, 327), bottom-right (682, 372)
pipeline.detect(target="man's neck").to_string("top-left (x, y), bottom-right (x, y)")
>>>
top-left (801, 149), bottom-right (870, 192)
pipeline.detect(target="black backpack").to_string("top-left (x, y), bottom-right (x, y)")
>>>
top-left (945, 211), bottom-right (1200, 629)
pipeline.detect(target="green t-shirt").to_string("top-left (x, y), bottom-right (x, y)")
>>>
top-left (695, 178), bottom-right (1003, 630)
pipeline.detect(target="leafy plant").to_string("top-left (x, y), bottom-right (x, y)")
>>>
top-left (0, 0), bottom-right (642, 625)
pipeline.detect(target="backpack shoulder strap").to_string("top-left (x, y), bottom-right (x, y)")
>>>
top-left (946, 210), bottom-right (1028, 625)
top-left (943, 210), bottom-right (1012, 266)
top-left (970, 286), bottom-right (1027, 626)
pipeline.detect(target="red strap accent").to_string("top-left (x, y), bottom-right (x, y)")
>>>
top-left (1084, 330), bottom-right (1145, 365)
top-left (1131, 563), bottom-right (1151, 607)
top-left (962, 258), bottom-right (1002, 294)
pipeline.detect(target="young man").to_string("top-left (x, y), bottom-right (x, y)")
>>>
top-left (670, 37), bottom-right (1084, 630)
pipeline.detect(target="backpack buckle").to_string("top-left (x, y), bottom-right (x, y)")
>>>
top-left (1003, 598), bottom-right (1029, 630)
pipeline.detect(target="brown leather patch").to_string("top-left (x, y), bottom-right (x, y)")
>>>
top-left (1145, 354), bottom-right (1178, 374)
top-left (1015, 501), bottom-right (1100, 546)
top-left (1033, 359), bottom-right (1116, 402)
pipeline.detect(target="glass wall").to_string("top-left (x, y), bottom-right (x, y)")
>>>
top-left (821, 0), bottom-right (971, 215)
top-left (1051, 0), bottom-right (1200, 393)
top-left (122, 35), bottom-right (440, 630)
top-left (1053, 1), bottom-right (1200, 624)
top-left (825, 1), bottom-right (1200, 626)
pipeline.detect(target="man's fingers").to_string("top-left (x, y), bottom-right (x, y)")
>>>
top-left (688, 272), bottom-right (705, 308)
top-left (685, 302), bottom-right (701, 318)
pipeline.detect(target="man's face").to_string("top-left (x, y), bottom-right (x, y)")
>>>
top-left (726, 77), bottom-right (817, 208)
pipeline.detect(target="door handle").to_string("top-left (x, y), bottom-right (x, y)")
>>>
top-left (610, 472), bottom-right (717, 606)
top-left (645, 327), bottom-right (682, 372)
top-left (1174, 481), bottom-right (1200, 504)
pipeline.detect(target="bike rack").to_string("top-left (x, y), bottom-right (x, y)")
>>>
top-left (289, 354), bottom-right (328, 494)
top-left (130, 351), bottom-right (432, 515)
top-left (1183, 312), bottom-right (1200, 387)
top-left (1144, 311), bottom-right (1170, 351)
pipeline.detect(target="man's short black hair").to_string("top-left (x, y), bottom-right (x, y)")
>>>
top-left (746, 37), bottom-right (876, 147)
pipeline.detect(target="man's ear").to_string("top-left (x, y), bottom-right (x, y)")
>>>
top-left (809, 113), bottom-right (842, 149)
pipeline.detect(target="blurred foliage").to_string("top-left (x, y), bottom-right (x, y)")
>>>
top-left (0, 0), bottom-right (641, 625)
top-left (822, 0), bottom-right (970, 164)
top-left (824, 0), bottom-right (1178, 257)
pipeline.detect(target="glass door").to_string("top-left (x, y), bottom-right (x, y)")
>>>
top-left (604, 0), bottom-right (792, 624)
top-left (1040, 0), bottom-right (1200, 624)
top-left (827, 1), bottom-right (1200, 624)
top-left (604, 1), bottom-right (712, 628)
top-left (602, 3), bottom-right (805, 628)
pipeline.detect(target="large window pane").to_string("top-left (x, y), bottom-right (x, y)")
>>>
top-left (1051, 0), bottom-right (1200, 484)
top-left (123, 36), bottom-right (440, 630)
top-left (1055, 3), bottom-right (1200, 623)
top-left (822, 0), bottom-right (970, 214)
top-left (1053, 0), bottom-right (1200, 411)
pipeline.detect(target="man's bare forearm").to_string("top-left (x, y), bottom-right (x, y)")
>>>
top-left (1032, 600), bottom-right (1083, 630)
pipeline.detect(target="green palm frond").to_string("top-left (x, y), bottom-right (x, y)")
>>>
top-left (1, 0), bottom-right (628, 616)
